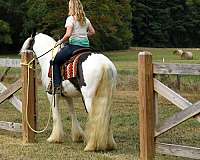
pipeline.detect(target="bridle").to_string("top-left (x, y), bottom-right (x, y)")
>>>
top-left (28, 36), bottom-right (60, 60)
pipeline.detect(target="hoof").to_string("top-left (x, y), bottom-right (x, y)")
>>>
top-left (84, 146), bottom-right (95, 152)
top-left (72, 133), bottom-right (84, 143)
top-left (47, 135), bottom-right (64, 143)
top-left (84, 143), bottom-right (95, 152)
top-left (84, 142), bottom-right (117, 152)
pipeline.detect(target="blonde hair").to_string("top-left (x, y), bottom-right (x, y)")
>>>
top-left (68, 0), bottom-right (86, 26)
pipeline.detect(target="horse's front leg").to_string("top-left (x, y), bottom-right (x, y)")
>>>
top-left (47, 94), bottom-right (65, 143)
top-left (64, 97), bottom-right (84, 142)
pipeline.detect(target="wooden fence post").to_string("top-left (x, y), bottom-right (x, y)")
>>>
top-left (138, 52), bottom-right (155, 160)
top-left (21, 50), bottom-right (37, 143)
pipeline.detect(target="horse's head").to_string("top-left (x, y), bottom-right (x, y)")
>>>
top-left (20, 30), bottom-right (37, 53)
top-left (20, 31), bottom-right (56, 60)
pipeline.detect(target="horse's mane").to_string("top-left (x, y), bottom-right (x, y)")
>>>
top-left (35, 33), bottom-right (55, 41)
top-left (21, 33), bottom-right (54, 49)
top-left (20, 37), bottom-right (33, 52)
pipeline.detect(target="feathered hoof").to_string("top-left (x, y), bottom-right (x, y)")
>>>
top-left (106, 139), bottom-right (117, 151)
top-left (72, 134), bottom-right (84, 143)
top-left (47, 135), bottom-right (64, 143)
top-left (107, 142), bottom-right (117, 151)
top-left (84, 144), bottom-right (96, 152)
top-left (84, 141), bottom-right (117, 152)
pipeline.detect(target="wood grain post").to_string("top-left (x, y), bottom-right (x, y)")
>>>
top-left (21, 50), bottom-right (37, 143)
top-left (138, 52), bottom-right (155, 160)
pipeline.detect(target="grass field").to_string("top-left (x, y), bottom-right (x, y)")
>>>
top-left (0, 48), bottom-right (200, 160)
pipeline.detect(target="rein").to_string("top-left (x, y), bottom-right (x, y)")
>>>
top-left (35, 43), bottom-right (61, 60)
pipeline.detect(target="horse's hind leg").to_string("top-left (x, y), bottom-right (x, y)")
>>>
top-left (82, 66), bottom-right (116, 151)
top-left (64, 97), bottom-right (84, 142)
top-left (47, 94), bottom-right (65, 143)
top-left (83, 95), bottom-right (116, 152)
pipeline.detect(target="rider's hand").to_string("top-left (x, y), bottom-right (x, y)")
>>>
top-left (54, 39), bottom-right (62, 47)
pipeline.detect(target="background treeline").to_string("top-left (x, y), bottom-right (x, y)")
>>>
top-left (0, 0), bottom-right (199, 52)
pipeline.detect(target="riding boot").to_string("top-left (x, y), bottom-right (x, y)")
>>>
top-left (53, 86), bottom-right (62, 95)
top-left (46, 79), bottom-right (53, 94)
top-left (47, 84), bottom-right (61, 95)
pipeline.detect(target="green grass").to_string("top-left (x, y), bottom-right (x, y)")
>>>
top-left (0, 48), bottom-right (200, 160)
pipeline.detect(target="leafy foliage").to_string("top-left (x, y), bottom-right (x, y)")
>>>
top-left (132, 0), bottom-right (200, 47)
top-left (0, 20), bottom-right (12, 44)
top-left (83, 0), bottom-right (133, 50)
top-left (23, 0), bottom-right (133, 50)
top-left (0, 0), bottom-right (200, 51)
top-left (185, 0), bottom-right (200, 47)
top-left (24, 0), bottom-right (66, 39)
top-left (0, 0), bottom-right (26, 49)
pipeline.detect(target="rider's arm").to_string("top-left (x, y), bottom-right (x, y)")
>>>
top-left (60, 26), bottom-right (73, 43)
top-left (87, 23), bottom-right (95, 37)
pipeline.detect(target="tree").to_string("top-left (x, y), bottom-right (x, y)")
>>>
top-left (131, 0), bottom-right (199, 47)
top-left (83, 0), bottom-right (133, 50)
top-left (185, 0), bottom-right (200, 47)
top-left (132, 0), bottom-right (154, 47)
top-left (0, 0), bottom-right (26, 50)
top-left (23, 0), bottom-right (66, 39)
top-left (0, 20), bottom-right (12, 44)
top-left (165, 0), bottom-right (189, 47)
top-left (24, 0), bottom-right (133, 50)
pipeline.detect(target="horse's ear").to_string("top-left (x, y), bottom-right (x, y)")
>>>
top-left (31, 27), bottom-right (37, 38)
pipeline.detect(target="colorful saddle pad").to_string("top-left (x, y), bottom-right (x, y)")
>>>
top-left (48, 48), bottom-right (91, 80)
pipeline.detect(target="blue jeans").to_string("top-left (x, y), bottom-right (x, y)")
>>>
top-left (53, 44), bottom-right (83, 87)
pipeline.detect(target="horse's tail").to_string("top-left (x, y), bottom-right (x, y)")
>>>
top-left (84, 63), bottom-right (117, 151)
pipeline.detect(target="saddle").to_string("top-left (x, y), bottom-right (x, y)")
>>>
top-left (48, 48), bottom-right (91, 80)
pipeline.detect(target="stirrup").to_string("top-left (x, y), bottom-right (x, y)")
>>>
top-left (46, 81), bottom-right (53, 94)
top-left (46, 85), bottom-right (61, 95)
top-left (53, 86), bottom-right (62, 95)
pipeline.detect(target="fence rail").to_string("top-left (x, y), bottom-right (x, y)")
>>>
top-left (138, 51), bottom-right (200, 160)
top-left (0, 58), bottom-right (21, 68)
top-left (154, 63), bottom-right (200, 75)
top-left (0, 53), bottom-right (37, 143)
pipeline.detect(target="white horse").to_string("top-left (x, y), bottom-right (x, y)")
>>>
top-left (20, 33), bottom-right (117, 151)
